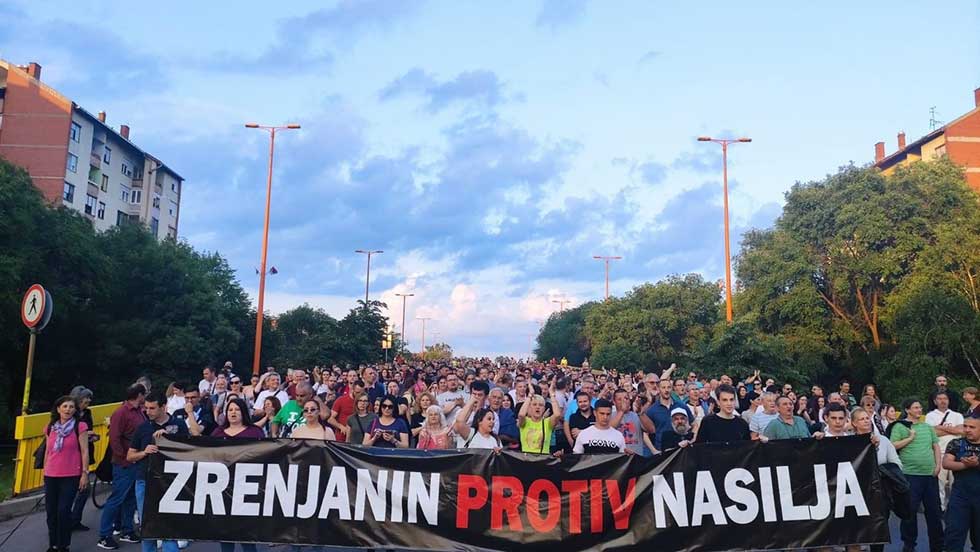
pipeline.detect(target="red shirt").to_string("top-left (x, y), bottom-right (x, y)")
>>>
top-left (109, 402), bottom-right (146, 467)
top-left (333, 394), bottom-right (355, 441)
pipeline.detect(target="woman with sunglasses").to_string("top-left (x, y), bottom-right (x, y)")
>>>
top-left (363, 395), bottom-right (409, 448)
top-left (291, 399), bottom-right (336, 440)
top-left (346, 392), bottom-right (377, 445)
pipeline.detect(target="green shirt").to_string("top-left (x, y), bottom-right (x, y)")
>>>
top-left (890, 421), bottom-right (938, 476)
top-left (762, 415), bottom-right (811, 440)
top-left (272, 400), bottom-right (305, 437)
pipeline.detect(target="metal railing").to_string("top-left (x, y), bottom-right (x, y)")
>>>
top-left (12, 402), bottom-right (120, 496)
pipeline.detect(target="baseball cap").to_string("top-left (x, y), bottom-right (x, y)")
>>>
top-left (670, 408), bottom-right (689, 418)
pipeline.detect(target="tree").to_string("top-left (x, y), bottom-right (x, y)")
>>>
top-left (584, 274), bottom-right (721, 370)
top-left (423, 342), bottom-right (453, 361)
top-left (535, 302), bottom-right (595, 364)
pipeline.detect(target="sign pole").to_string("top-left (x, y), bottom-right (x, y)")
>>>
top-left (22, 328), bottom-right (37, 415)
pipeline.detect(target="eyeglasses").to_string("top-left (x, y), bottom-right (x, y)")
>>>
top-left (357, 399), bottom-right (369, 403)
top-left (303, 407), bottom-right (319, 413)
top-left (231, 381), bottom-right (241, 385)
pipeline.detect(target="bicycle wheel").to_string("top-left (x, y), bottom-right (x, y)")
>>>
top-left (91, 471), bottom-right (112, 509)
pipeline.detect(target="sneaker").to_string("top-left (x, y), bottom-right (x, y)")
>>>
top-left (113, 529), bottom-right (122, 536)
top-left (97, 537), bottom-right (120, 550)
top-left (118, 532), bottom-right (140, 543)
top-left (72, 523), bottom-right (90, 532)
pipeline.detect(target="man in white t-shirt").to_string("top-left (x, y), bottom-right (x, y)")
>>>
top-left (199, 366), bottom-right (217, 397)
top-left (437, 374), bottom-right (468, 426)
top-left (573, 399), bottom-right (626, 454)
top-left (926, 390), bottom-right (965, 508)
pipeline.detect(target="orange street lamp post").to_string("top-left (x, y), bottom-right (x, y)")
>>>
top-left (697, 136), bottom-right (751, 324)
top-left (592, 255), bottom-right (622, 300)
top-left (245, 122), bottom-right (300, 376)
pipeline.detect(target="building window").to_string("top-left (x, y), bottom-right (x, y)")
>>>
top-left (167, 227), bottom-right (177, 239)
top-left (121, 162), bottom-right (131, 177)
top-left (97, 201), bottom-right (106, 220)
top-left (120, 185), bottom-right (131, 203)
top-left (150, 217), bottom-right (159, 236)
top-left (934, 144), bottom-right (947, 158)
top-left (66, 153), bottom-right (78, 173)
top-left (169, 200), bottom-right (178, 217)
top-left (152, 194), bottom-right (161, 208)
top-left (131, 189), bottom-right (142, 204)
top-left (63, 182), bottom-right (75, 203)
top-left (171, 181), bottom-right (178, 193)
top-left (116, 211), bottom-right (128, 226)
top-left (103, 147), bottom-right (111, 165)
top-left (101, 174), bottom-right (109, 192)
top-left (70, 122), bottom-right (81, 143)
top-left (84, 194), bottom-right (97, 215)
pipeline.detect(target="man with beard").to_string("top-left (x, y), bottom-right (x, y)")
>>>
top-left (659, 408), bottom-right (695, 451)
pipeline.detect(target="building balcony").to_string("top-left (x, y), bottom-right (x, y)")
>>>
top-left (89, 153), bottom-right (101, 169)
top-left (131, 177), bottom-right (143, 188)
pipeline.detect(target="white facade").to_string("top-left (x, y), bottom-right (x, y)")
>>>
top-left (62, 108), bottom-right (182, 239)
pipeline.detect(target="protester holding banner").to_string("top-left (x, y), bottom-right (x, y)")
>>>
top-left (572, 398), bottom-right (626, 453)
top-left (659, 408), bottom-right (694, 451)
top-left (290, 399), bottom-right (336, 440)
top-left (891, 398), bottom-right (945, 552)
top-left (454, 399), bottom-right (502, 450)
top-left (126, 393), bottom-right (185, 552)
top-left (762, 396), bottom-right (822, 441)
top-left (416, 405), bottom-right (454, 449)
top-left (695, 384), bottom-right (752, 444)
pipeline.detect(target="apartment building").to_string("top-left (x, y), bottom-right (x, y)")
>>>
top-left (0, 60), bottom-right (183, 239)
top-left (873, 87), bottom-right (980, 193)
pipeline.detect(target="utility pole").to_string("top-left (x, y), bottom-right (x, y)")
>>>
top-left (355, 249), bottom-right (383, 308)
top-left (395, 292), bottom-right (414, 350)
top-left (697, 136), bottom-right (751, 324)
top-left (592, 255), bottom-right (622, 300)
top-left (416, 317), bottom-right (432, 357)
top-left (552, 297), bottom-right (571, 313)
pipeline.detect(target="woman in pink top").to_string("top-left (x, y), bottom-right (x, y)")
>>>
top-left (43, 395), bottom-right (89, 552)
top-left (417, 405), bottom-right (454, 450)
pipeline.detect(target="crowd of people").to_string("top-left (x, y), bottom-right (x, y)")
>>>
top-left (37, 357), bottom-right (980, 552)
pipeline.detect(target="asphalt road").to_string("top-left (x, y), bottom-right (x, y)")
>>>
top-left (0, 502), bottom-right (968, 552)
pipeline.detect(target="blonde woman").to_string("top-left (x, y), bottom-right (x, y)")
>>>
top-left (410, 392), bottom-right (437, 443)
top-left (417, 405), bottom-right (454, 449)
top-left (517, 390), bottom-right (562, 454)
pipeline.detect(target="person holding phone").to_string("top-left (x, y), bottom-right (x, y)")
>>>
top-left (363, 395), bottom-right (409, 448)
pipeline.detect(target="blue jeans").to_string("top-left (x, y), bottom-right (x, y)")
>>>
top-left (945, 478), bottom-right (980, 552)
top-left (44, 476), bottom-right (79, 549)
top-left (135, 479), bottom-right (179, 552)
top-left (901, 474), bottom-right (944, 552)
top-left (100, 463), bottom-right (138, 538)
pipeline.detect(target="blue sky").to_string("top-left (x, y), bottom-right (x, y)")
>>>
top-left (3, 1), bottom-right (979, 356)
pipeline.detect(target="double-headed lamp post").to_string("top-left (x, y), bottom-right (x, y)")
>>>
top-left (355, 249), bottom-right (383, 307)
top-left (245, 122), bottom-right (300, 376)
top-left (394, 292), bottom-right (414, 348)
top-left (592, 255), bottom-right (622, 300)
top-left (697, 136), bottom-right (751, 324)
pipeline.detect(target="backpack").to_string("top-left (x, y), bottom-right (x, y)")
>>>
top-left (33, 421), bottom-right (80, 470)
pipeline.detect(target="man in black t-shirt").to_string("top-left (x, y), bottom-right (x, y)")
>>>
top-left (696, 384), bottom-right (751, 444)
top-left (127, 393), bottom-right (187, 552)
top-left (566, 391), bottom-right (596, 448)
top-left (942, 416), bottom-right (980, 552)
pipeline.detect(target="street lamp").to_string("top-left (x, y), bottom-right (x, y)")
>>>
top-left (592, 255), bottom-right (622, 300)
top-left (245, 122), bottom-right (301, 376)
top-left (552, 296), bottom-right (571, 313)
top-left (355, 249), bottom-right (383, 307)
top-left (395, 292), bottom-right (414, 349)
top-left (416, 317), bottom-right (432, 356)
top-left (697, 136), bottom-right (751, 324)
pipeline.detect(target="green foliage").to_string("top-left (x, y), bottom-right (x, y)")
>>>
top-left (584, 274), bottom-right (721, 371)
top-left (0, 156), bottom-right (390, 434)
top-left (535, 302), bottom-right (595, 364)
top-left (737, 159), bottom-right (980, 398)
top-left (423, 342), bottom-right (453, 361)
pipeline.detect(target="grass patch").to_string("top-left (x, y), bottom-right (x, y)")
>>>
top-left (0, 447), bottom-right (15, 501)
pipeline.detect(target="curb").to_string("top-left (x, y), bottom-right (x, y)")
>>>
top-left (0, 493), bottom-right (43, 522)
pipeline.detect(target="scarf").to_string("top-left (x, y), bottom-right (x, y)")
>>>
top-left (51, 418), bottom-right (76, 452)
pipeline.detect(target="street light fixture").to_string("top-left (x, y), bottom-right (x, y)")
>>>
top-left (552, 296), bottom-right (571, 313)
top-left (245, 122), bottom-right (301, 376)
top-left (592, 255), bottom-right (623, 300)
top-left (394, 292), bottom-right (414, 349)
top-left (355, 249), bottom-right (383, 307)
top-left (697, 135), bottom-right (751, 324)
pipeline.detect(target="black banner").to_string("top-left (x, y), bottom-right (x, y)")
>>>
top-left (143, 436), bottom-right (889, 551)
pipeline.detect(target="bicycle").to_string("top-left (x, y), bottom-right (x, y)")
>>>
top-left (91, 449), bottom-right (113, 509)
